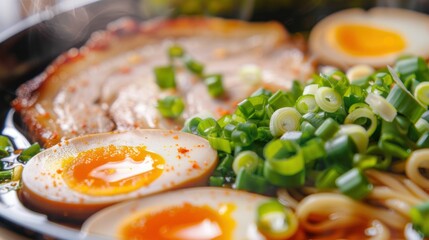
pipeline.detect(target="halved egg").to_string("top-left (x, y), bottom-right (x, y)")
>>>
top-left (19, 129), bottom-right (217, 222)
top-left (81, 187), bottom-right (270, 240)
top-left (309, 8), bottom-right (429, 69)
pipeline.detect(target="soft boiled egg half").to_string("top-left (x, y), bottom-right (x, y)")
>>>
top-left (81, 187), bottom-right (271, 240)
top-left (309, 7), bottom-right (429, 69)
top-left (19, 129), bottom-right (217, 222)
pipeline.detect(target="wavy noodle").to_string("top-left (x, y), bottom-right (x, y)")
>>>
top-left (295, 193), bottom-right (407, 232)
top-left (406, 149), bottom-right (429, 190)
top-left (277, 188), bottom-right (298, 210)
top-left (279, 169), bottom-right (429, 239)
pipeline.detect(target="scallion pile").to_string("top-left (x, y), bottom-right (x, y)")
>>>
top-left (183, 56), bottom-right (429, 236)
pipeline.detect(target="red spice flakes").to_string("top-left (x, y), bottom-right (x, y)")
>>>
top-left (178, 147), bottom-right (190, 154)
top-left (173, 135), bottom-right (179, 140)
top-left (177, 155), bottom-right (182, 159)
top-left (56, 169), bottom-right (63, 174)
top-left (216, 107), bottom-right (231, 117)
top-left (192, 161), bottom-right (200, 169)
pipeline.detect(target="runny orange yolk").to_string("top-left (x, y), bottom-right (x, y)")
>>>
top-left (62, 145), bottom-right (165, 196)
top-left (334, 24), bottom-right (406, 56)
top-left (120, 203), bottom-right (236, 240)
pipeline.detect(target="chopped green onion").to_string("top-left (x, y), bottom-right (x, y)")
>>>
top-left (315, 87), bottom-right (342, 113)
top-left (197, 118), bottom-right (220, 137)
top-left (157, 96), bottom-right (185, 118)
top-left (346, 64), bottom-right (374, 83)
top-left (0, 165), bottom-right (23, 182)
top-left (235, 168), bottom-right (275, 194)
top-left (257, 127), bottom-right (273, 142)
top-left (268, 90), bottom-right (293, 110)
top-left (300, 121), bottom-right (316, 140)
top-left (269, 107), bottom-right (301, 137)
top-left (257, 200), bottom-right (298, 239)
top-left (182, 117), bottom-right (202, 134)
top-left (395, 56), bottom-right (429, 83)
top-left (410, 201), bottom-right (429, 237)
top-left (263, 139), bottom-right (304, 178)
top-left (239, 64), bottom-right (262, 85)
top-left (154, 65), bottom-right (176, 89)
top-left (336, 168), bottom-right (373, 200)
top-left (232, 150), bottom-right (260, 174)
top-left (295, 95), bottom-right (319, 114)
top-left (348, 102), bottom-right (369, 113)
top-left (231, 130), bottom-right (252, 147)
top-left (415, 118), bottom-right (429, 135)
top-left (18, 143), bottom-right (41, 163)
top-left (237, 99), bottom-right (255, 119)
top-left (217, 154), bottom-right (234, 175)
top-left (417, 132), bottom-right (429, 148)
top-left (208, 136), bottom-right (231, 153)
top-left (184, 56), bottom-right (204, 75)
top-left (343, 85), bottom-right (366, 110)
top-left (353, 154), bottom-right (380, 170)
top-left (414, 82), bottom-right (429, 106)
top-left (339, 124), bottom-right (368, 153)
top-left (344, 107), bottom-right (378, 136)
top-left (379, 134), bottom-right (410, 159)
top-left (325, 135), bottom-right (356, 169)
top-left (301, 138), bottom-right (326, 166)
top-left (204, 74), bottom-right (224, 97)
top-left (0, 135), bottom-right (12, 158)
top-left (0, 169), bottom-right (12, 182)
top-left (168, 44), bottom-right (185, 59)
top-left (237, 123), bottom-right (257, 140)
top-left (280, 131), bottom-right (302, 144)
top-left (387, 67), bottom-right (425, 124)
top-left (290, 80), bottom-right (304, 101)
top-left (251, 88), bottom-right (272, 98)
top-left (365, 93), bottom-right (397, 122)
top-left (303, 84), bottom-right (319, 95)
top-left (316, 166), bottom-right (344, 189)
top-left (315, 118), bottom-right (339, 140)
top-left (365, 146), bottom-right (392, 170)
top-left (302, 112), bottom-right (326, 129)
top-left (209, 176), bottom-right (224, 186)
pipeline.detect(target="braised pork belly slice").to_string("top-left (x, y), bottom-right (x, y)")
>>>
top-left (13, 18), bottom-right (314, 147)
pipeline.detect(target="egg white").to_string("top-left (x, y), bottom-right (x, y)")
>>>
top-left (19, 129), bottom-right (217, 222)
top-left (81, 187), bottom-right (270, 240)
top-left (309, 7), bottom-right (429, 69)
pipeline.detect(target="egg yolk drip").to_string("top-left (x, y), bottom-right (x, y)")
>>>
top-left (334, 24), bottom-right (406, 56)
top-left (62, 145), bottom-right (165, 196)
top-left (119, 202), bottom-right (236, 240)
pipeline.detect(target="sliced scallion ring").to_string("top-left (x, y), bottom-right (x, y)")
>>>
top-left (303, 84), bottom-right (319, 95)
top-left (295, 95), bottom-right (319, 114)
top-left (346, 64), bottom-right (374, 83)
top-left (414, 82), bottom-right (429, 106)
top-left (269, 107), bottom-right (302, 137)
top-left (315, 87), bottom-right (342, 113)
top-left (344, 108), bottom-right (377, 136)
top-left (257, 200), bottom-right (298, 239)
top-left (365, 93), bottom-right (397, 122)
top-left (339, 124), bottom-right (369, 153)
top-left (232, 150), bottom-right (260, 174)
